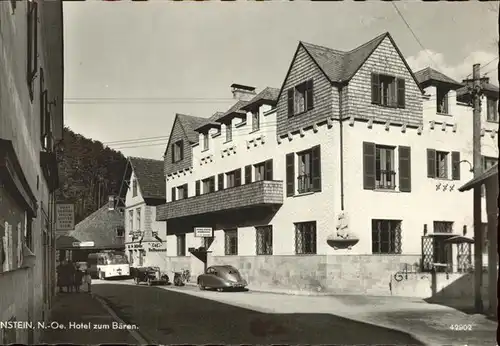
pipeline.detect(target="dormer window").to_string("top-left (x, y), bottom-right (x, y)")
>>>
top-left (487, 97), bottom-right (498, 122)
top-left (172, 140), bottom-right (184, 163)
top-left (287, 79), bottom-right (314, 117)
top-left (116, 227), bottom-right (125, 238)
top-left (371, 73), bottom-right (405, 108)
top-left (203, 133), bottom-right (209, 150)
top-left (436, 88), bottom-right (449, 114)
top-left (252, 110), bottom-right (260, 131)
top-left (225, 123), bottom-right (232, 142)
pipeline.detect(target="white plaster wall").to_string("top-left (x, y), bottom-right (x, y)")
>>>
top-left (166, 104), bottom-right (341, 256)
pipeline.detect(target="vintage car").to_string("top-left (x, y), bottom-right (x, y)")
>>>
top-left (197, 265), bottom-right (248, 291)
top-left (131, 266), bottom-right (169, 286)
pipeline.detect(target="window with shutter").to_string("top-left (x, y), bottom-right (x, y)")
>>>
top-left (427, 149), bottom-right (436, 178)
top-left (371, 73), bottom-right (381, 105)
top-left (287, 89), bottom-right (294, 117)
top-left (398, 146), bottom-right (411, 192)
top-left (195, 180), bottom-right (200, 196)
top-left (306, 79), bottom-right (314, 111)
top-left (171, 187), bottom-right (176, 201)
top-left (363, 142), bottom-right (376, 190)
top-left (254, 162), bottom-right (265, 181)
top-left (217, 173), bottom-right (224, 191)
top-left (264, 159), bottom-right (273, 180)
top-left (311, 146), bottom-right (321, 192)
top-left (172, 140), bottom-right (183, 162)
top-left (286, 153), bottom-right (295, 197)
top-left (235, 168), bottom-right (242, 187)
top-left (451, 152), bottom-right (460, 180)
top-left (245, 165), bottom-right (252, 184)
top-left (397, 78), bottom-right (405, 108)
top-left (375, 145), bottom-right (396, 190)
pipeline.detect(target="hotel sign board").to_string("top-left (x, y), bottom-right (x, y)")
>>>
top-left (56, 204), bottom-right (75, 231)
top-left (194, 227), bottom-right (213, 238)
top-left (72, 241), bottom-right (95, 248)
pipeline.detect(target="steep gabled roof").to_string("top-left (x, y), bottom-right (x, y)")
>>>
top-left (128, 157), bottom-right (165, 204)
top-left (177, 113), bottom-right (212, 143)
top-left (277, 32), bottom-right (423, 102)
top-left (241, 87), bottom-right (280, 111)
top-left (414, 67), bottom-right (463, 88)
top-left (56, 205), bottom-right (125, 250)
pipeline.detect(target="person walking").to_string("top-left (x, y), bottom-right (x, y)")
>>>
top-left (66, 261), bottom-right (76, 293)
top-left (56, 260), bottom-right (66, 293)
top-left (74, 265), bottom-right (84, 293)
top-left (82, 270), bottom-right (92, 294)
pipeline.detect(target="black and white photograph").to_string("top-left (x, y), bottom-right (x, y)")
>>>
top-left (0, 0), bottom-right (498, 345)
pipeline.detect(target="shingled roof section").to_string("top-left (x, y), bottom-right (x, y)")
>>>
top-left (301, 32), bottom-right (387, 83)
top-left (177, 114), bottom-right (212, 143)
top-left (414, 67), bottom-right (462, 88)
top-left (213, 100), bottom-right (251, 123)
top-left (56, 205), bottom-right (124, 250)
top-left (241, 87), bottom-right (280, 111)
top-left (128, 157), bottom-right (166, 204)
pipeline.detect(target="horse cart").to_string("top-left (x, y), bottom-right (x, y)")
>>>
top-left (131, 266), bottom-right (169, 286)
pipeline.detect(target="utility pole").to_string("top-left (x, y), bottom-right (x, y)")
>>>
top-left (470, 63), bottom-right (484, 313)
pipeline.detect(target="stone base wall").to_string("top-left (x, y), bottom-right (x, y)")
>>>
top-left (204, 254), bottom-right (421, 295)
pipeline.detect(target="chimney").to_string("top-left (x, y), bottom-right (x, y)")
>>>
top-left (108, 195), bottom-right (115, 211)
top-left (231, 83), bottom-right (256, 101)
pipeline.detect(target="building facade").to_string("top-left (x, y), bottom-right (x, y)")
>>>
top-left (122, 157), bottom-right (166, 269)
top-left (156, 32), bottom-right (498, 294)
top-left (0, 0), bottom-right (64, 343)
top-left (55, 197), bottom-right (125, 264)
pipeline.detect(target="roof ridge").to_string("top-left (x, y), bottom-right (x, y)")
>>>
top-left (345, 32), bottom-right (388, 53)
top-left (301, 41), bottom-right (346, 54)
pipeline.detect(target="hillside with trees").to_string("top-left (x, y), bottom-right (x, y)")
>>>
top-left (55, 127), bottom-right (129, 224)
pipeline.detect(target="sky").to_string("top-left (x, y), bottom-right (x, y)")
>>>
top-left (63, 1), bottom-right (499, 160)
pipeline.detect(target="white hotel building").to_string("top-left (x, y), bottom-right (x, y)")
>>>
top-left (156, 32), bottom-right (498, 294)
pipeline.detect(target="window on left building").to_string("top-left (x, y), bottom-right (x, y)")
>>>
top-left (295, 222), bottom-right (316, 255)
top-left (27, 0), bottom-right (38, 101)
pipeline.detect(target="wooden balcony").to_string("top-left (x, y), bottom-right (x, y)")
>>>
top-left (156, 180), bottom-right (283, 221)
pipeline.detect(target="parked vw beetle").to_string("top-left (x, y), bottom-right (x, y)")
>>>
top-left (197, 265), bottom-right (247, 291)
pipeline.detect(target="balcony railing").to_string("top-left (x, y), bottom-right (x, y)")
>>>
top-left (297, 174), bottom-right (313, 194)
top-left (375, 170), bottom-right (396, 190)
top-left (156, 180), bottom-right (283, 221)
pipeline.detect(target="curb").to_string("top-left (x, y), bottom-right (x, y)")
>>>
top-left (93, 294), bottom-right (150, 345)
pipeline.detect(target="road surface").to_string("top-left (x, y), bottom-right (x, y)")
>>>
top-left (92, 280), bottom-right (424, 345)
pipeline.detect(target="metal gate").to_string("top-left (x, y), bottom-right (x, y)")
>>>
top-left (457, 243), bottom-right (472, 272)
top-left (421, 235), bottom-right (434, 272)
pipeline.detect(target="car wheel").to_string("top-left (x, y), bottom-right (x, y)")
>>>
top-left (198, 281), bottom-right (205, 290)
top-left (148, 278), bottom-right (153, 286)
top-left (134, 277), bottom-right (140, 285)
top-left (99, 271), bottom-right (105, 280)
top-left (217, 288), bottom-right (224, 292)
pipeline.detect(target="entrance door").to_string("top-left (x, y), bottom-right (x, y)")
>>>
top-left (433, 237), bottom-right (453, 272)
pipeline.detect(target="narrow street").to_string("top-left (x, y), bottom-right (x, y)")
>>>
top-left (92, 280), bottom-right (424, 345)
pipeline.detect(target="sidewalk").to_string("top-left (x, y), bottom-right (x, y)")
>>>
top-left (41, 292), bottom-right (141, 344)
